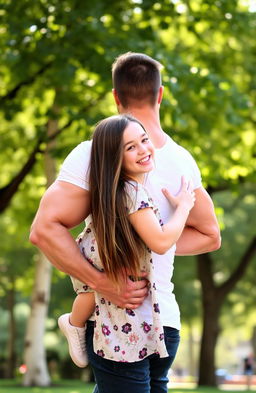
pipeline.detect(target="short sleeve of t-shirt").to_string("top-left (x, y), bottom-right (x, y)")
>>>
top-left (57, 141), bottom-right (92, 190)
top-left (125, 182), bottom-right (154, 215)
top-left (178, 145), bottom-right (202, 189)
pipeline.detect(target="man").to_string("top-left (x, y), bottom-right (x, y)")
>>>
top-left (30, 52), bottom-right (221, 392)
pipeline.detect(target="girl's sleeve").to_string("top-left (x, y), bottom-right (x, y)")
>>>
top-left (125, 182), bottom-right (154, 215)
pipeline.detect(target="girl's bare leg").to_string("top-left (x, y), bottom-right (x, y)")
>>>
top-left (70, 292), bottom-right (95, 327)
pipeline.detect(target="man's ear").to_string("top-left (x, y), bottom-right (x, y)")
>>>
top-left (157, 86), bottom-right (164, 104)
top-left (112, 88), bottom-right (121, 106)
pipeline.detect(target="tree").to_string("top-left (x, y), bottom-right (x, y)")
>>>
top-left (156, 2), bottom-right (256, 385)
top-left (23, 106), bottom-right (58, 386)
top-left (197, 237), bottom-right (256, 386)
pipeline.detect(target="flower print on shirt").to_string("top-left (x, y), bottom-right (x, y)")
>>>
top-left (141, 321), bottom-right (151, 333)
top-left (139, 347), bottom-right (148, 359)
top-left (159, 218), bottom-right (164, 226)
top-left (138, 201), bottom-right (150, 210)
top-left (102, 324), bottom-right (111, 336)
top-left (128, 333), bottom-right (140, 344)
top-left (121, 323), bottom-right (132, 334)
top-left (126, 308), bottom-right (135, 316)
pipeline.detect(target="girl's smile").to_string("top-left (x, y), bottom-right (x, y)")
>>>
top-left (122, 122), bottom-right (154, 182)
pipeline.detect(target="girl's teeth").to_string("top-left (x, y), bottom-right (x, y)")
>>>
top-left (139, 156), bottom-right (149, 163)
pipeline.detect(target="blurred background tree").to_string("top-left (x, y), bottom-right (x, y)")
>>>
top-left (0, 0), bottom-right (255, 387)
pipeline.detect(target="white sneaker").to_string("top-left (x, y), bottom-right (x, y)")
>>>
top-left (58, 313), bottom-right (88, 368)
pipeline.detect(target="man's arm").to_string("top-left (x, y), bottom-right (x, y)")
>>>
top-left (30, 180), bottom-right (148, 308)
top-left (175, 187), bottom-right (221, 255)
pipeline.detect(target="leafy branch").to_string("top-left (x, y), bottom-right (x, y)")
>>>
top-left (0, 91), bottom-right (107, 213)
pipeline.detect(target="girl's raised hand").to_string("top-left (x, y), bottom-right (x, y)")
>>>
top-left (162, 176), bottom-right (195, 211)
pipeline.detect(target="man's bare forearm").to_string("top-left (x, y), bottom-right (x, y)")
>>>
top-left (175, 225), bottom-right (221, 256)
top-left (30, 219), bottom-right (148, 308)
top-left (30, 220), bottom-right (102, 289)
top-left (175, 187), bottom-right (221, 255)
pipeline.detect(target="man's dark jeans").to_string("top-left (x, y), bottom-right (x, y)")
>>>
top-left (86, 320), bottom-right (180, 393)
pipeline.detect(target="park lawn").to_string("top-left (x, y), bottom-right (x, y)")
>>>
top-left (0, 379), bottom-right (93, 393)
top-left (0, 380), bottom-right (254, 393)
top-left (171, 389), bottom-right (253, 393)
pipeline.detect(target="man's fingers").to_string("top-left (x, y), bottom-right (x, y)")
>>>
top-left (121, 295), bottom-right (148, 309)
top-left (125, 270), bottom-right (148, 278)
top-left (130, 277), bottom-right (148, 288)
top-left (123, 303), bottom-right (140, 310)
top-left (131, 287), bottom-right (148, 298)
top-left (100, 274), bottom-right (148, 309)
top-left (117, 280), bottom-right (148, 309)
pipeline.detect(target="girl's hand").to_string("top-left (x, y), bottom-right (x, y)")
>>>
top-left (162, 176), bottom-right (195, 211)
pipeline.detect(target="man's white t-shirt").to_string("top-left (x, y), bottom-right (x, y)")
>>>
top-left (57, 134), bottom-right (202, 330)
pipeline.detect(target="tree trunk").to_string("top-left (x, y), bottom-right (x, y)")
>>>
top-left (197, 253), bottom-right (223, 387)
top-left (23, 253), bottom-right (52, 386)
top-left (23, 107), bottom-right (58, 386)
top-left (198, 300), bottom-right (221, 386)
top-left (197, 238), bottom-right (256, 386)
top-left (5, 282), bottom-right (16, 378)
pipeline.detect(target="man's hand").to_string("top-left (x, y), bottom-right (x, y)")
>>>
top-left (92, 272), bottom-right (149, 309)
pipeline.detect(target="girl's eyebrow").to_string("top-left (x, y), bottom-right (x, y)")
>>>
top-left (123, 132), bottom-right (147, 148)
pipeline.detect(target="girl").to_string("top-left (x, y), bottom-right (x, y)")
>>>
top-left (58, 114), bottom-right (195, 367)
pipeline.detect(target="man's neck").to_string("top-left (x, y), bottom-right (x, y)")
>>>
top-left (121, 106), bottom-right (167, 149)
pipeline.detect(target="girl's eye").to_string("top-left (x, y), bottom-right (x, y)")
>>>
top-left (142, 137), bottom-right (149, 143)
top-left (127, 145), bottom-right (135, 151)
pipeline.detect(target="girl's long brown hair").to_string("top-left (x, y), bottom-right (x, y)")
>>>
top-left (89, 115), bottom-right (146, 286)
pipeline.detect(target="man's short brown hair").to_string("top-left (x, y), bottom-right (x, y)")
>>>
top-left (112, 52), bottom-right (163, 108)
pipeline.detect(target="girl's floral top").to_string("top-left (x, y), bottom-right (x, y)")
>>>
top-left (71, 181), bottom-right (168, 362)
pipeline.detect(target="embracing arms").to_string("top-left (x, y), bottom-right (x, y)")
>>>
top-left (175, 186), bottom-right (221, 255)
top-left (30, 180), bottom-right (148, 309)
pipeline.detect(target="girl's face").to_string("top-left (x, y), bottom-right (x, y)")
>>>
top-left (122, 121), bottom-right (154, 183)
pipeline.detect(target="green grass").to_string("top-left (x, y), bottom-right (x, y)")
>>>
top-left (170, 389), bottom-right (253, 393)
top-left (0, 379), bottom-right (93, 393)
top-left (0, 380), bottom-right (254, 393)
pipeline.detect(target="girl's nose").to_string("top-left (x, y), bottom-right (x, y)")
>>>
top-left (138, 144), bottom-right (147, 154)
